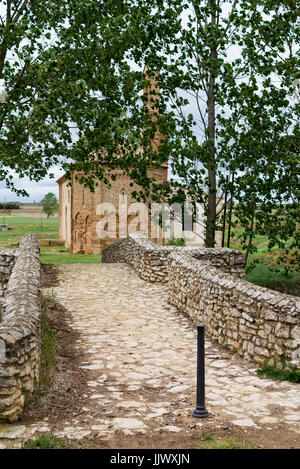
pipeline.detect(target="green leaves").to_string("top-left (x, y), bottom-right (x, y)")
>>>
top-left (40, 192), bottom-right (58, 217)
top-left (81, 0), bottom-right (298, 255)
top-left (0, 1), bottom-right (136, 193)
top-left (0, 0), bottom-right (298, 264)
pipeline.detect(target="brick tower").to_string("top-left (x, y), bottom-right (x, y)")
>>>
top-left (57, 68), bottom-right (168, 254)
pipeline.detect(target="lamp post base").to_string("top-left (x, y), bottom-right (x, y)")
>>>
top-left (192, 406), bottom-right (209, 419)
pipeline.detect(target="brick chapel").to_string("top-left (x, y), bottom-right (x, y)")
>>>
top-left (57, 69), bottom-right (169, 254)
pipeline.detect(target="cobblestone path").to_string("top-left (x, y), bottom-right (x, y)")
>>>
top-left (1, 264), bottom-right (299, 448)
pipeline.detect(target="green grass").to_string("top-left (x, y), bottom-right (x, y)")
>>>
top-left (223, 225), bottom-right (279, 259)
top-left (39, 291), bottom-right (60, 390)
top-left (221, 223), bottom-right (300, 296)
top-left (222, 219), bottom-right (297, 262)
top-left (0, 215), bottom-right (102, 264)
top-left (245, 263), bottom-right (300, 296)
top-left (198, 433), bottom-right (248, 449)
top-left (0, 215), bottom-right (57, 225)
top-left (167, 236), bottom-right (186, 246)
top-left (0, 215), bottom-right (298, 286)
top-left (40, 245), bottom-right (69, 253)
top-left (22, 434), bottom-right (66, 449)
top-left (40, 253), bottom-right (102, 264)
top-left (24, 291), bottom-right (59, 407)
top-left (0, 215), bottom-right (59, 248)
top-left (256, 365), bottom-right (300, 383)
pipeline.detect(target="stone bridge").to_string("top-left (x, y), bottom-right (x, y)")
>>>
top-left (0, 234), bottom-right (299, 448)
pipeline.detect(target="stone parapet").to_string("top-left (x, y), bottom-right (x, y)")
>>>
top-left (0, 248), bottom-right (17, 303)
top-left (0, 235), bottom-right (41, 422)
top-left (168, 251), bottom-right (300, 369)
top-left (101, 233), bottom-right (245, 282)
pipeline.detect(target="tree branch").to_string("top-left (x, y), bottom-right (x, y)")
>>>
top-left (12, 0), bottom-right (30, 23)
top-left (223, 0), bottom-right (238, 37)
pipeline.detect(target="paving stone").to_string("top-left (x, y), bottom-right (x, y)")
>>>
top-left (162, 425), bottom-right (182, 432)
top-left (259, 417), bottom-right (280, 424)
top-left (0, 424), bottom-right (26, 439)
top-left (112, 418), bottom-right (148, 430)
top-left (48, 265), bottom-right (299, 439)
top-left (232, 418), bottom-right (258, 428)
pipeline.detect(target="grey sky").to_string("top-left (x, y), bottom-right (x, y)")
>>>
top-left (0, 167), bottom-right (64, 203)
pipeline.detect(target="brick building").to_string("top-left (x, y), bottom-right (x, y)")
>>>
top-left (57, 68), bottom-right (170, 254)
top-left (57, 163), bottom-right (169, 254)
top-left (57, 69), bottom-right (218, 253)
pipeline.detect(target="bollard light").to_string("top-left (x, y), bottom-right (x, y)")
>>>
top-left (192, 323), bottom-right (209, 418)
top-left (0, 79), bottom-right (7, 103)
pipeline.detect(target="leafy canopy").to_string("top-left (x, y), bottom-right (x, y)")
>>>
top-left (71, 0), bottom-right (299, 259)
top-left (0, 1), bottom-right (299, 263)
top-left (0, 0), bottom-right (134, 194)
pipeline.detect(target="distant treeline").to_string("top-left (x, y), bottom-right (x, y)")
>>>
top-left (0, 202), bottom-right (20, 209)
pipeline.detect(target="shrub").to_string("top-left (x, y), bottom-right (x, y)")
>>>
top-left (167, 237), bottom-right (186, 246)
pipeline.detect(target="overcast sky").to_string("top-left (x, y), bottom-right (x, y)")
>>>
top-left (0, 166), bottom-right (65, 203)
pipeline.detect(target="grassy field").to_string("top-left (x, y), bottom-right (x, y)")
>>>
top-left (0, 215), bottom-right (59, 247)
top-left (220, 225), bottom-right (300, 296)
top-left (245, 263), bottom-right (300, 296)
top-left (0, 215), bottom-right (101, 264)
top-left (40, 251), bottom-right (102, 264)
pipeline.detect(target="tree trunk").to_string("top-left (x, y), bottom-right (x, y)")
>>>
top-left (205, 4), bottom-right (217, 248)
top-left (244, 202), bottom-right (256, 265)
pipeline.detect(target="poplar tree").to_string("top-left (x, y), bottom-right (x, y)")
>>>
top-left (74, 0), bottom-right (299, 263)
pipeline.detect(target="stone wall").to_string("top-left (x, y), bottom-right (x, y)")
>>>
top-left (0, 248), bottom-right (17, 311)
top-left (0, 235), bottom-right (41, 422)
top-left (101, 233), bottom-right (245, 282)
top-left (168, 251), bottom-right (300, 369)
top-left (102, 234), bottom-right (300, 369)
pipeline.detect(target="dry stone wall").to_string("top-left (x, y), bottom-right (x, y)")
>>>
top-left (0, 249), bottom-right (17, 312)
top-left (0, 235), bottom-right (41, 422)
top-left (102, 234), bottom-right (300, 369)
top-left (101, 233), bottom-right (245, 282)
top-left (168, 251), bottom-right (300, 369)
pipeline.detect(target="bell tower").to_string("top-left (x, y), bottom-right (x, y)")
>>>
top-left (143, 66), bottom-right (168, 179)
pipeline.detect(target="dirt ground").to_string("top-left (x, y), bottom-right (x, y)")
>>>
top-left (19, 265), bottom-right (299, 450)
